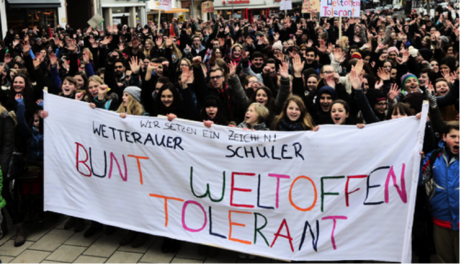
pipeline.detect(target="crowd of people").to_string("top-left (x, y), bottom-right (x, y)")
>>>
top-left (0, 3), bottom-right (458, 262)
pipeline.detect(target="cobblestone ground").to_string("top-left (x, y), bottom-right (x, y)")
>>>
top-left (0, 213), bottom-right (440, 263)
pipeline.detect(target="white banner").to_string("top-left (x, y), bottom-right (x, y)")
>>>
top-left (280, 0), bottom-right (292, 11)
top-left (44, 93), bottom-right (427, 262)
top-left (159, 0), bottom-right (172, 11)
top-left (320, 0), bottom-right (361, 17)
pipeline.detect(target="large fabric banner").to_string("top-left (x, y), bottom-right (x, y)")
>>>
top-left (44, 93), bottom-right (427, 262)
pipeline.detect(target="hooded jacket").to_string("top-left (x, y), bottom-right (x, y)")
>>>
top-left (312, 86), bottom-right (338, 125)
top-left (420, 140), bottom-right (459, 230)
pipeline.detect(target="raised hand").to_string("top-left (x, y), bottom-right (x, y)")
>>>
top-left (377, 67), bottom-right (390, 80)
top-left (82, 49), bottom-right (90, 64)
top-left (333, 47), bottom-right (344, 62)
top-left (228, 61), bottom-right (237, 77)
top-left (387, 83), bottom-right (400, 101)
top-left (292, 54), bottom-right (305, 77)
top-left (354, 59), bottom-right (364, 76)
top-left (316, 39), bottom-right (327, 53)
top-left (165, 36), bottom-right (174, 47)
top-left (49, 53), bottom-right (58, 67)
top-left (23, 40), bottom-right (30, 54)
top-left (181, 66), bottom-right (192, 87)
top-left (155, 36), bottom-right (163, 47)
top-left (348, 66), bottom-right (363, 90)
top-left (307, 39), bottom-right (314, 48)
top-left (375, 80), bottom-right (383, 90)
top-left (129, 56), bottom-right (140, 74)
top-left (3, 54), bottom-right (11, 64)
top-left (118, 42), bottom-right (125, 51)
top-left (75, 92), bottom-right (85, 101)
top-left (33, 54), bottom-right (44, 69)
top-left (279, 61), bottom-right (289, 79)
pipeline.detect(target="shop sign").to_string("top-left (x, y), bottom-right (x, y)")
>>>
top-left (228, 0), bottom-right (250, 4)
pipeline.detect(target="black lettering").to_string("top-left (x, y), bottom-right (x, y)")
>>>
top-left (256, 146), bottom-right (270, 158)
top-left (271, 146), bottom-right (281, 160)
top-left (293, 142), bottom-right (304, 160)
top-left (125, 131), bottom-right (133, 143)
top-left (281, 144), bottom-right (292, 159)
top-left (244, 147), bottom-right (255, 158)
top-left (174, 137), bottom-right (184, 150)
top-left (132, 132), bottom-right (142, 144)
top-left (108, 126), bottom-right (117, 140)
top-left (143, 133), bottom-right (155, 146)
top-left (166, 136), bottom-right (174, 148)
top-left (364, 166), bottom-right (390, 205)
top-left (155, 134), bottom-right (166, 147)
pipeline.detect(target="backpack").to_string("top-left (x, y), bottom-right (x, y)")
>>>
top-left (423, 148), bottom-right (442, 202)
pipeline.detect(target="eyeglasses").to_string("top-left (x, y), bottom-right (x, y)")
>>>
top-left (210, 75), bottom-right (223, 80)
top-left (322, 71), bottom-right (334, 74)
top-left (376, 103), bottom-right (386, 107)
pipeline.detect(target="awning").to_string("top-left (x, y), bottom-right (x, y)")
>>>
top-left (7, 0), bottom-right (61, 8)
top-left (149, 8), bottom-right (190, 14)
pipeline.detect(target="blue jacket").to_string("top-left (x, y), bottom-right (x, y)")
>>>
top-left (420, 140), bottom-right (459, 230)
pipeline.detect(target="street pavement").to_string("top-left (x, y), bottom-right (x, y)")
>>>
top-left (0, 213), bottom-right (441, 263)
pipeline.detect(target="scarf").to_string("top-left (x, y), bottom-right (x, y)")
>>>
top-left (277, 118), bottom-right (306, 131)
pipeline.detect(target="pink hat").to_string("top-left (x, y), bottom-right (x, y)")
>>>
top-left (387, 47), bottom-right (400, 55)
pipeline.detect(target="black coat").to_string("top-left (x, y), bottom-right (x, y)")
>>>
top-left (0, 111), bottom-right (15, 176)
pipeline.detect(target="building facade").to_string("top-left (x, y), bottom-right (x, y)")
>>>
top-left (0, 0), bottom-right (67, 38)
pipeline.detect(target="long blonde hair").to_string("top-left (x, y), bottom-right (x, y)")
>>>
top-left (116, 93), bottom-right (145, 116)
top-left (273, 95), bottom-right (315, 130)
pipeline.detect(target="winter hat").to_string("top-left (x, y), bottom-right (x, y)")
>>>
top-left (419, 48), bottom-right (433, 61)
top-left (317, 86), bottom-right (338, 100)
top-left (366, 89), bottom-right (387, 107)
top-left (351, 52), bottom-right (362, 60)
top-left (273, 41), bottom-right (283, 51)
top-left (408, 46), bottom-right (419, 57)
top-left (440, 36), bottom-right (450, 44)
top-left (387, 47), bottom-right (400, 55)
top-left (401, 73), bottom-right (419, 88)
top-left (35, 37), bottom-right (42, 42)
top-left (440, 57), bottom-right (456, 72)
top-left (123, 86), bottom-right (142, 103)
top-left (402, 92), bottom-right (424, 114)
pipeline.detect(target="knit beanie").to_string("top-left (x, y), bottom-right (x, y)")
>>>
top-left (317, 86), bottom-right (338, 100)
top-left (401, 73), bottom-right (419, 89)
top-left (366, 89), bottom-right (387, 107)
top-left (123, 86), bottom-right (142, 103)
top-left (440, 57), bottom-right (456, 73)
top-left (273, 41), bottom-right (283, 51)
top-left (387, 47), bottom-right (400, 55)
top-left (419, 48), bottom-right (433, 61)
top-left (351, 52), bottom-right (362, 60)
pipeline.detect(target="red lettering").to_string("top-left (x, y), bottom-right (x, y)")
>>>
top-left (75, 142), bottom-right (91, 177)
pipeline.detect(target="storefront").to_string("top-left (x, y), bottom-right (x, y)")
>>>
top-left (1, 0), bottom-right (64, 36)
top-left (212, 0), bottom-right (303, 23)
top-left (101, 0), bottom-right (147, 28)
